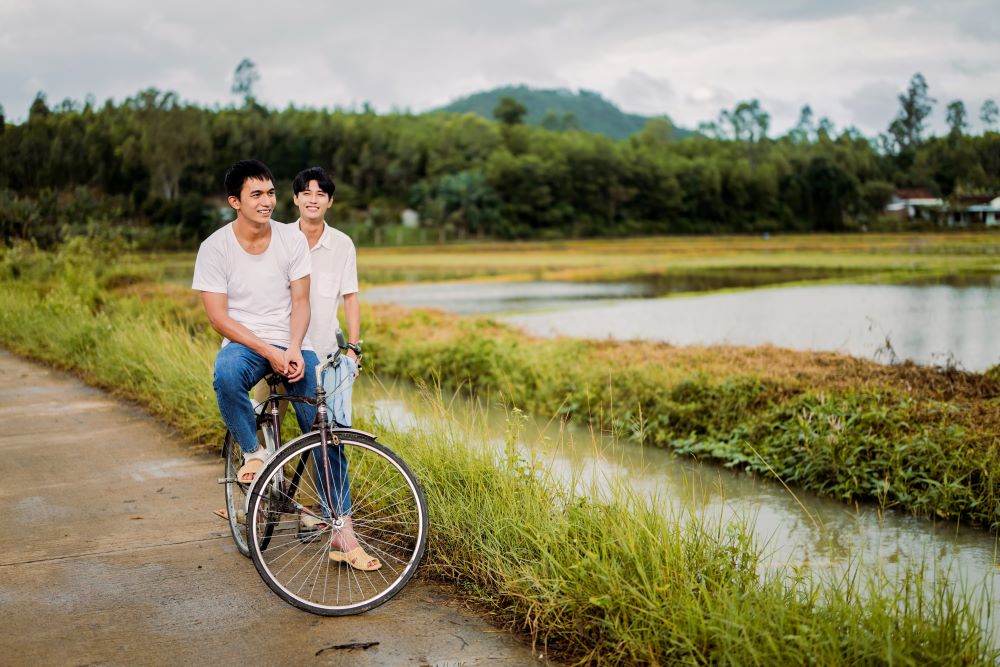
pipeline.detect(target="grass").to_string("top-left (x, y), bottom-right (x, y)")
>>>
top-left (2, 238), bottom-right (999, 663)
top-left (380, 410), bottom-right (995, 664)
top-left (148, 231), bottom-right (1000, 286)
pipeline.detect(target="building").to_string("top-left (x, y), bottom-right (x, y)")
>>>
top-left (949, 195), bottom-right (1000, 227)
top-left (884, 188), bottom-right (945, 222)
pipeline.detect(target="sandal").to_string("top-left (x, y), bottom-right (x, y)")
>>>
top-left (236, 458), bottom-right (263, 483)
top-left (329, 546), bottom-right (381, 571)
top-left (299, 508), bottom-right (329, 531)
top-left (213, 508), bottom-right (245, 525)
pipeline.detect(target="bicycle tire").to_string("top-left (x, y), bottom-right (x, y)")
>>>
top-left (223, 422), bottom-right (279, 558)
top-left (247, 431), bottom-right (428, 616)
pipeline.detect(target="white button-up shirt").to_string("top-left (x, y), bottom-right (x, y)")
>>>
top-left (301, 222), bottom-right (359, 360)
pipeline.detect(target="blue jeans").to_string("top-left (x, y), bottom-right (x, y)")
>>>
top-left (213, 342), bottom-right (352, 516)
top-left (213, 343), bottom-right (319, 454)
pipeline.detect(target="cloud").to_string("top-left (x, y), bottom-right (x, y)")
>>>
top-left (611, 70), bottom-right (676, 115)
top-left (0, 0), bottom-right (997, 139)
top-left (841, 81), bottom-right (899, 136)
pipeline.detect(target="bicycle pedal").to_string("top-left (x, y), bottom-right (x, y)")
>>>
top-left (217, 477), bottom-right (236, 484)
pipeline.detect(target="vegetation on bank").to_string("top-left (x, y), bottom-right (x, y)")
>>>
top-left (2, 242), bottom-right (998, 664)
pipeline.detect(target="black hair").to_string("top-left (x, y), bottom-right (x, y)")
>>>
top-left (292, 166), bottom-right (336, 197)
top-left (224, 160), bottom-right (274, 198)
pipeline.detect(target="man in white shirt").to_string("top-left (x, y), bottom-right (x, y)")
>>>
top-left (191, 160), bottom-right (318, 484)
top-left (286, 166), bottom-right (377, 570)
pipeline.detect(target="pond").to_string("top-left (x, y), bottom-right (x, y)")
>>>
top-left (364, 280), bottom-right (1000, 371)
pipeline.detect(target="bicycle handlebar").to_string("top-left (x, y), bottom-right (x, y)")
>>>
top-left (314, 328), bottom-right (362, 387)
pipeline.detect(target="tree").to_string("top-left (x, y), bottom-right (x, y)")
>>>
top-left (231, 58), bottom-right (260, 103)
top-left (789, 105), bottom-right (814, 143)
top-left (541, 110), bottom-right (579, 132)
top-left (717, 100), bottom-right (769, 143)
top-left (122, 88), bottom-right (209, 201)
top-left (981, 100), bottom-right (998, 132)
top-left (635, 117), bottom-right (674, 147)
top-left (946, 100), bottom-right (968, 138)
top-left (0, 103), bottom-right (5, 135)
top-left (493, 96), bottom-right (526, 126)
top-left (29, 91), bottom-right (50, 120)
top-left (888, 73), bottom-right (935, 151)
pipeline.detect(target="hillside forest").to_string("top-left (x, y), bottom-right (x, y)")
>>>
top-left (1, 69), bottom-right (998, 249)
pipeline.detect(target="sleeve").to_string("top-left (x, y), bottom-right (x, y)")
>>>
top-left (340, 241), bottom-right (359, 295)
top-left (191, 237), bottom-right (228, 293)
top-left (288, 230), bottom-right (312, 282)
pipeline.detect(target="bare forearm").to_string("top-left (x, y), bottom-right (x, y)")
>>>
top-left (343, 293), bottom-right (361, 344)
top-left (289, 295), bottom-right (310, 350)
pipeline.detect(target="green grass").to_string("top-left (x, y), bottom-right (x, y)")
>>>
top-left (361, 402), bottom-right (996, 665)
top-left (130, 230), bottom-right (1000, 287)
top-left (2, 239), bottom-right (998, 664)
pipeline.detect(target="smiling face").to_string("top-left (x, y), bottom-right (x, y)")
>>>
top-left (229, 177), bottom-right (276, 226)
top-left (293, 179), bottom-right (333, 225)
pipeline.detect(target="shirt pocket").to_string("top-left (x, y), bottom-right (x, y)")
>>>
top-left (314, 271), bottom-right (337, 299)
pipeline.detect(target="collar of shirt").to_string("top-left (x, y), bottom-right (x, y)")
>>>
top-left (298, 220), bottom-right (333, 252)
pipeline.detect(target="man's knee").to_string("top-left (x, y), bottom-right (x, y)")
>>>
top-left (214, 356), bottom-right (250, 397)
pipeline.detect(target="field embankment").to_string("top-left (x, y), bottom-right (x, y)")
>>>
top-left (1, 239), bottom-right (998, 664)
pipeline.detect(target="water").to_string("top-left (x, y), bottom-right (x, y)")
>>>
top-left (357, 381), bottom-right (1000, 642)
top-left (365, 281), bottom-right (1000, 371)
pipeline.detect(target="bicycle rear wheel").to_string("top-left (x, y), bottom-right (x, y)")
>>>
top-left (247, 431), bottom-right (428, 616)
top-left (223, 421), bottom-right (279, 558)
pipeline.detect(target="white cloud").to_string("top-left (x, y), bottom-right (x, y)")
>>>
top-left (0, 0), bottom-right (996, 138)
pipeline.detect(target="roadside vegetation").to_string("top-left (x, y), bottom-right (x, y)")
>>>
top-left (1, 239), bottom-right (998, 664)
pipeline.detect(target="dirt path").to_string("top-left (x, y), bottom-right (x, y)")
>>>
top-left (0, 350), bottom-right (546, 666)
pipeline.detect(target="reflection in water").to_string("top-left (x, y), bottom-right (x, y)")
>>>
top-left (364, 280), bottom-right (651, 314)
top-left (357, 381), bottom-right (1000, 641)
top-left (504, 284), bottom-right (1000, 371)
top-left (366, 280), bottom-right (1000, 371)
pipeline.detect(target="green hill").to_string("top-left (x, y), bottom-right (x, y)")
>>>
top-left (436, 85), bottom-right (690, 140)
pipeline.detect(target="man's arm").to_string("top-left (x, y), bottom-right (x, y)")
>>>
top-left (343, 292), bottom-right (361, 361)
top-left (201, 292), bottom-right (287, 374)
top-left (283, 276), bottom-right (311, 382)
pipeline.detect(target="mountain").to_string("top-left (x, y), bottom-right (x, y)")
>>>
top-left (436, 85), bottom-right (690, 141)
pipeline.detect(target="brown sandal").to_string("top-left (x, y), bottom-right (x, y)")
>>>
top-left (236, 458), bottom-right (263, 483)
top-left (329, 546), bottom-right (381, 571)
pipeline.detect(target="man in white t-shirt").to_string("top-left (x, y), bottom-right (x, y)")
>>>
top-left (191, 160), bottom-right (319, 485)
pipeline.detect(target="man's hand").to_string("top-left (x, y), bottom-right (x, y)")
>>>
top-left (347, 349), bottom-right (361, 379)
top-left (266, 347), bottom-right (288, 376)
top-left (284, 346), bottom-right (305, 383)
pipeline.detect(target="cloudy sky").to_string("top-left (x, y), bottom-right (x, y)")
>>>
top-left (1, 0), bottom-right (998, 136)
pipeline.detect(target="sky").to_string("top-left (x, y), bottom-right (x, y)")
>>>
top-left (1, 0), bottom-right (998, 137)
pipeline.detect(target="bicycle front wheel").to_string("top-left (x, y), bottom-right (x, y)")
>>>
top-left (247, 431), bottom-right (428, 616)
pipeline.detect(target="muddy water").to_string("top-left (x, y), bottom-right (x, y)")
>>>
top-left (356, 381), bottom-right (1000, 641)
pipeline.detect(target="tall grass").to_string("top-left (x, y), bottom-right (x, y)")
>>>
top-left (1, 240), bottom-right (997, 664)
top-left (368, 406), bottom-right (995, 664)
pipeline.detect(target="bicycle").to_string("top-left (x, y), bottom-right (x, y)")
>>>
top-left (219, 335), bottom-right (428, 615)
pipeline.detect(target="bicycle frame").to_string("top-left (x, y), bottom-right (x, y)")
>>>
top-left (253, 350), bottom-right (368, 523)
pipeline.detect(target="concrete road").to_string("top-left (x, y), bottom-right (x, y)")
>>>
top-left (0, 350), bottom-right (546, 667)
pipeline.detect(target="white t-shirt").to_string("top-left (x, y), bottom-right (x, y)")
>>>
top-left (301, 222), bottom-right (359, 360)
top-left (192, 220), bottom-right (314, 350)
